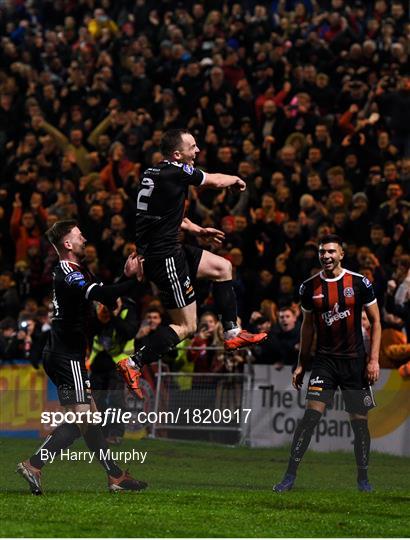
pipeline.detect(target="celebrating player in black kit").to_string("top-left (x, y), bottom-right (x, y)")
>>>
top-left (117, 129), bottom-right (267, 396)
top-left (17, 220), bottom-right (147, 494)
top-left (274, 235), bottom-right (381, 493)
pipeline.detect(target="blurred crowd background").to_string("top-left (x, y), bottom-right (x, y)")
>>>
top-left (1, 0), bottom-right (409, 376)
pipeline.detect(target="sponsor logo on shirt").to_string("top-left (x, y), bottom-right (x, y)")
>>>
top-left (322, 303), bottom-right (351, 326)
top-left (310, 377), bottom-right (324, 385)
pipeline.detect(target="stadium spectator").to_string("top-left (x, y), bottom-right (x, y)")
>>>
top-left (272, 306), bottom-right (301, 369)
top-left (135, 307), bottom-right (164, 347)
top-left (0, 317), bottom-right (20, 362)
top-left (0, 272), bottom-right (20, 319)
top-left (188, 311), bottom-right (224, 373)
top-left (249, 315), bottom-right (281, 367)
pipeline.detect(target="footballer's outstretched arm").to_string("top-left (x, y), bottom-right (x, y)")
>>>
top-left (202, 172), bottom-right (246, 191)
top-left (88, 252), bottom-right (143, 304)
top-left (180, 217), bottom-right (225, 247)
top-left (87, 279), bottom-right (137, 306)
top-left (180, 217), bottom-right (202, 234)
top-left (65, 253), bottom-right (143, 307)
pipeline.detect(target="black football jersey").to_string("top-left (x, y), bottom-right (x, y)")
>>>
top-left (134, 160), bottom-right (205, 257)
top-left (46, 260), bottom-right (101, 356)
top-left (299, 268), bottom-right (377, 359)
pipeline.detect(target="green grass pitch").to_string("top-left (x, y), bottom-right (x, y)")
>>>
top-left (0, 437), bottom-right (409, 537)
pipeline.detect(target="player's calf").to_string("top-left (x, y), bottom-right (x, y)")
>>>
top-left (119, 326), bottom-right (181, 398)
top-left (350, 417), bottom-right (371, 488)
top-left (273, 408), bottom-right (322, 491)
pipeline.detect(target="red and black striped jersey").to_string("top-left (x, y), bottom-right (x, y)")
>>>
top-left (299, 268), bottom-right (376, 359)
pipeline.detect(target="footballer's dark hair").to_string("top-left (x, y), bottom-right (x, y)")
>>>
top-left (160, 129), bottom-right (191, 158)
top-left (319, 234), bottom-right (344, 248)
top-left (46, 219), bottom-right (78, 248)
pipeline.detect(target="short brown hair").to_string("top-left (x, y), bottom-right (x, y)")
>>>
top-left (160, 129), bottom-right (191, 158)
top-left (46, 219), bottom-right (77, 248)
top-left (327, 166), bottom-right (344, 177)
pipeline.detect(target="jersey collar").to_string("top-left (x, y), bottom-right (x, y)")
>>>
top-left (320, 268), bottom-right (346, 282)
top-left (60, 259), bottom-right (81, 268)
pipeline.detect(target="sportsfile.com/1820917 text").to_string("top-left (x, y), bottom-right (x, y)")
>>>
top-left (40, 408), bottom-right (252, 427)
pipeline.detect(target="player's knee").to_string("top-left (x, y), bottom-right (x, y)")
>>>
top-left (215, 258), bottom-right (232, 281)
top-left (174, 320), bottom-right (197, 339)
top-left (224, 259), bottom-right (233, 279)
top-left (79, 420), bottom-right (98, 436)
top-left (350, 417), bottom-right (370, 439)
top-left (350, 413), bottom-right (367, 422)
top-left (301, 408), bottom-right (322, 430)
top-left (185, 318), bottom-right (198, 337)
top-left (53, 423), bottom-right (81, 445)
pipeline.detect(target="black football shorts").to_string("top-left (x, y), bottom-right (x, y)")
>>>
top-left (306, 356), bottom-right (376, 414)
top-left (144, 245), bottom-right (203, 309)
top-left (43, 350), bottom-right (92, 406)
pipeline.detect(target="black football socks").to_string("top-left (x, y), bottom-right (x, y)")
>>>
top-left (29, 423), bottom-right (81, 469)
top-left (286, 409), bottom-right (322, 476)
top-left (131, 326), bottom-right (180, 368)
top-left (213, 280), bottom-right (239, 332)
top-left (83, 425), bottom-right (122, 477)
top-left (351, 418), bottom-right (371, 481)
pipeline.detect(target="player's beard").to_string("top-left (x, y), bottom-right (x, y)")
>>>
top-left (322, 258), bottom-right (341, 274)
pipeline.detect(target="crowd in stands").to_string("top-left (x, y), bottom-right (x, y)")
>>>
top-left (1, 0), bottom-right (409, 374)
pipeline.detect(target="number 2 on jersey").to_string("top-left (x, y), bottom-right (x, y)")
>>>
top-left (137, 177), bottom-right (154, 211)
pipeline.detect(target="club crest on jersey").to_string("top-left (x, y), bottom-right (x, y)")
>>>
top-left (183, 164), bottom-right (194, 175)
top-left (343, 287), bottom-right (354, 297)
top-left (362, 277), bottom-right (372, 288)
top-left (322, 302), bottom-right (351, 326)
top-left (65, 272), bottom-right (85, 286)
